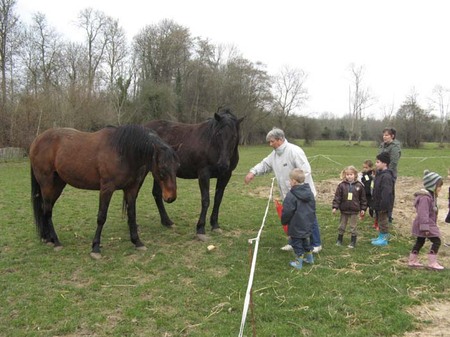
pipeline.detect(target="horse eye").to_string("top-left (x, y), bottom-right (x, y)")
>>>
top-left (159, 171), bottom-right (167, 180)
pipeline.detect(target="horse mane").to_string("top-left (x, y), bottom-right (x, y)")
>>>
top-left (111, 125), bottom-right (157, 166)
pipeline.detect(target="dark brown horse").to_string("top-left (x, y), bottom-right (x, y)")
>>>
top-left (30, 125), bottom-right (179, 258)
top-left (145, 108), bottom-right (243, 240)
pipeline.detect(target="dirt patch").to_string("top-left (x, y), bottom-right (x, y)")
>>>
top-left (317, 176), bottom-right (450, 337)
top-left (403, 301), bottom-right (450, 337)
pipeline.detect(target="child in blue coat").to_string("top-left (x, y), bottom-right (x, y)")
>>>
top-left (281, 168), bottom-right (316, 269)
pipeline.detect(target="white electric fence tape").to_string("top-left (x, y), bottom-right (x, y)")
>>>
top-left (238, 177), bottom-right (276, 337)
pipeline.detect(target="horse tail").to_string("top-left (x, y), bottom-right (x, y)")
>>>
top-left (31, 166), bottom-right (45, 239)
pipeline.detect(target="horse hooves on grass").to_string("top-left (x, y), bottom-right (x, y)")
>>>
top-left (136, 245), bottom-right (147, 251)
top-left (90, 252), bottom-right (102, 260)
top-left (197, 234), bottom-right (210, 242)
top-left (212, 228), bottom-right (223, 234)
top-left (53, 245), bottom-right (64, 252)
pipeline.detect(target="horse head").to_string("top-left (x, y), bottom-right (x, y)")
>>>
top-left (213, 108), bottom-right (244, 172)
top-left (151, 142), bottom-right (180, 203)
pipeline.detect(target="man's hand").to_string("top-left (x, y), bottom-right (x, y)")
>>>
top-left (244, 172), bottom-right (255, 184)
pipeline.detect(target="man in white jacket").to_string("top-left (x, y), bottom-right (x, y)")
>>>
top-left (244, 128), bottom-right (322, 253)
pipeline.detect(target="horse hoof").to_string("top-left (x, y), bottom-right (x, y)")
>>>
top-left (136, 245), bottom-right (147, 251)
top-left (197, 234), bottom-right (209, 242)
top-left (45, 241), bottom-right (55, 247)
top-left (212, 228), bottom-right (223, 234)
top-left (54, 245), bottom-right (64, 252)
top-left (90, 252), bottom-right (102, 260)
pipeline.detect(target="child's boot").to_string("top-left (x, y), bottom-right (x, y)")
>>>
top-left (289, 255), bottom-right (304, 269)
top-left (348, 235), bottom-right (357, 249)
top-left (336, 234), bottom-right (343, 246)
top-left (372, 233), bottom-right (388, 246)
top-left (303, 252), bottom-right (314, 264)
top-left (427, 253), bottom-right (444, 270)
top-left (408, 252), bottom-right (423, 268)
top-left (371, 232), bottom-right (382, 242)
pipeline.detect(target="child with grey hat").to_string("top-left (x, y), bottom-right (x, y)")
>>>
top-left (408, 170), bottom-right (445, 270)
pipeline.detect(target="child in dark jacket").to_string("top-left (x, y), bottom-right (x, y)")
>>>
top-left (281, 168), bottom-right (316, 270)
top-left (333, 165), bottom-right (367, 248)
top-left (371, 152), bottom-right (395, 246)
top-left (408, 170), bottom-right (444, 270)
top-left (360, 159), bottom-right (375, 217)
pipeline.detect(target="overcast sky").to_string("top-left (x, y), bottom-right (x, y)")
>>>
top-left (16, 0), bottom-right (450, 117)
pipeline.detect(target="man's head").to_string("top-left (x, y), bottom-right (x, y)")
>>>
top-left (266, 127), bottom-right (285, 149)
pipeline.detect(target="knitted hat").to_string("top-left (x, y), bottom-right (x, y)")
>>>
top-left (423, 170), bottom-right (442, 191)
top-left (376, 152), bottom-right (390, 165)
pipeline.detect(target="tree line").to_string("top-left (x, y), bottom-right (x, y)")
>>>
top-left (1, 0), bottom-right (449, 150)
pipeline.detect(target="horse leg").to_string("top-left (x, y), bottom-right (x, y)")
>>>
top-left (91, 190), bottom-right (113, 258)
top-left (196, 173), bottom-right (210, 239)
top-left (39, 177), bottom-right (66, 249)
top-left (124, 188), bottom-right (146, 250)
top-left (152, 179), bottom-right (174, 227)
top-left (41, 203), bottom-right (62, 249)
top-left (210, 172), bottom-right (232, 232)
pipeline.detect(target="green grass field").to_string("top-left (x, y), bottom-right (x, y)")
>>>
top-left (0, 140), bottom-right (449, 336)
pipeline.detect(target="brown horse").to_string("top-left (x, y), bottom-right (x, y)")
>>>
top-left (145, 108), bottom-right (243, 240)
top-left (30, 125), bottom-right (179, 258)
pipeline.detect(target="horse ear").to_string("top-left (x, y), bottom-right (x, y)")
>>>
top-left (214, 112), bottom-right (222, 121)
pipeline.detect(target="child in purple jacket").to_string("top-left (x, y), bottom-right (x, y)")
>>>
top-left (408, 170), bottom-right (444, 270)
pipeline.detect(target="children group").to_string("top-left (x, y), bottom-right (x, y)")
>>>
top-left (281, 148), bottom-right (448, 271)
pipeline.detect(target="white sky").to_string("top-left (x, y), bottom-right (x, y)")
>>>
top-left (16, 0), bottom-right (450, 117)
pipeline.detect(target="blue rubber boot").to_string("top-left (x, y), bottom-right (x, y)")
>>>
top-left (371, 233), bottom-right (382, 242)
top-left (372, 233), bottom-right (388, 246)
top-left (303, 252), bottom-right (314, 264)
top-left (289, 256), bottom-right (304, 269)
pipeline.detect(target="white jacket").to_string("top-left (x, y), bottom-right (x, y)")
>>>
top-left (250, 140), bottom-right (316, 199)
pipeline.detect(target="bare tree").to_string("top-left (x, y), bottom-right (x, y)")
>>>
top-left (271, 65), bottom-right (308, 130)
top-left (0, 0), bottom-right (21, 145)
top-left (132, 19), bottom-right (192, 120)
top-left (381, 100), bottom-right (396, 122)
top-left (26, 13), bottom-right (63, 93)
top-left (19, 13), bottom-right (67, 134)
top-left (347, 64), bottom-right (373, 145)
top-left (77, 8), bottom-right (109, 98)
top-left (0, 0), bottom-right (19, 107)
top-left (396, 91), bottom-right (431, 148)
top-left (103, 17), bottom-right (128, 89)
top-left (430, 85), bottom-right (450, 146)
top-left (102, 17), bottom-right (130, 124)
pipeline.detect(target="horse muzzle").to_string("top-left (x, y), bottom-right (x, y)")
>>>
top-left (163, 195), bottom-right (177, 203)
